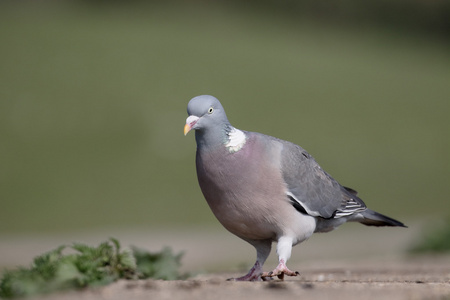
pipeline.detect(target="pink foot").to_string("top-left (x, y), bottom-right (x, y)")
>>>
top-left (228, 261), bottom-right (263, 281)
top-left (260, 259), bottom-right (299, 281)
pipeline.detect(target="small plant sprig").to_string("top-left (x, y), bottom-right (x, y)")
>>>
top-left (0, 238), bottom-right (184, 298)
top-left (409, 218), bottom-right (450, 254)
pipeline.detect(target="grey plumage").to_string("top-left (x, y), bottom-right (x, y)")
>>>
top-left (184, 95), bottom-right (406, 281)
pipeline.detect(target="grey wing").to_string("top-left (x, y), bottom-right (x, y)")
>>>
top-left (280, 141), bottom-right (366, 219)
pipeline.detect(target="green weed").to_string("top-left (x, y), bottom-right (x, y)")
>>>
top-left (409, 218), bottom-right (450, 254)
top-left (0, 238), bottom-right (184, 298)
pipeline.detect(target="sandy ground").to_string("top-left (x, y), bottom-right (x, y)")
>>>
top-left (35, 259), bottom-right (450, 300)
top-left (1, 220), bottom-right (449, 299)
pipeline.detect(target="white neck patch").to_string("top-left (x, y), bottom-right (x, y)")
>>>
top-left (225, 127), bottom-right (246, 153)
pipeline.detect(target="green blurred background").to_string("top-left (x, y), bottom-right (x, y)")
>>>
top-left (1, 0), bottom-right (449, 235)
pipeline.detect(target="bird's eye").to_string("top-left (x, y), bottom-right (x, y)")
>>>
top-left (208, 107), bottom-right (214, 114)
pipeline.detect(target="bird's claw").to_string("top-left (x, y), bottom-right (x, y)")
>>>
top-left (260, 273), bottom-right (274, 281)
top-left (228, 261), bottom-right (264, 281)
top-left (260, 261), bottom-right (299, 281)
top-left (260, 270), bottom-right (299, 281)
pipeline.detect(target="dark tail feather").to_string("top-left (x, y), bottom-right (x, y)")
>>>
top-left (359, 209), bottom-right (407, 228)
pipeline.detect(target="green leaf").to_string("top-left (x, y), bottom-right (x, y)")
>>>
top-left (0, 239), bottom-right (185, 298)
top-left (132, 246), bottom-right (184, 280)
top-left (409, 218), bottom-right (450, 254)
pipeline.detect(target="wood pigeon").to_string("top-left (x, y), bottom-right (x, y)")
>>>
top-left (184, 95), bottom-right (406, 281)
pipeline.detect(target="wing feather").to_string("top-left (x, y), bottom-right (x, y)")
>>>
top-left (279, 140), bottom-right (366, 219)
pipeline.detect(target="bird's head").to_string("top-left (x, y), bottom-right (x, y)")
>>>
top-left (184, 95), bottom-right (229, 136)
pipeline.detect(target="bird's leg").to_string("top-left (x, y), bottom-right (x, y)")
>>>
top-left (228, 260), bottom-right (263, 281)
top-left (228, 239), bottom-right (271, 282)
top-left (261, 236), bottom-right (299, 280)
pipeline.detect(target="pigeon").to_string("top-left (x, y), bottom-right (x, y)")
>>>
top-left (184, 95), bottom-right (406, 281)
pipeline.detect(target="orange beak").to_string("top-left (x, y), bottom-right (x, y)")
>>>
top-left (184, 123), bottom-right (191, 136)
top-left (184, 115), bottom-right (199, 136)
